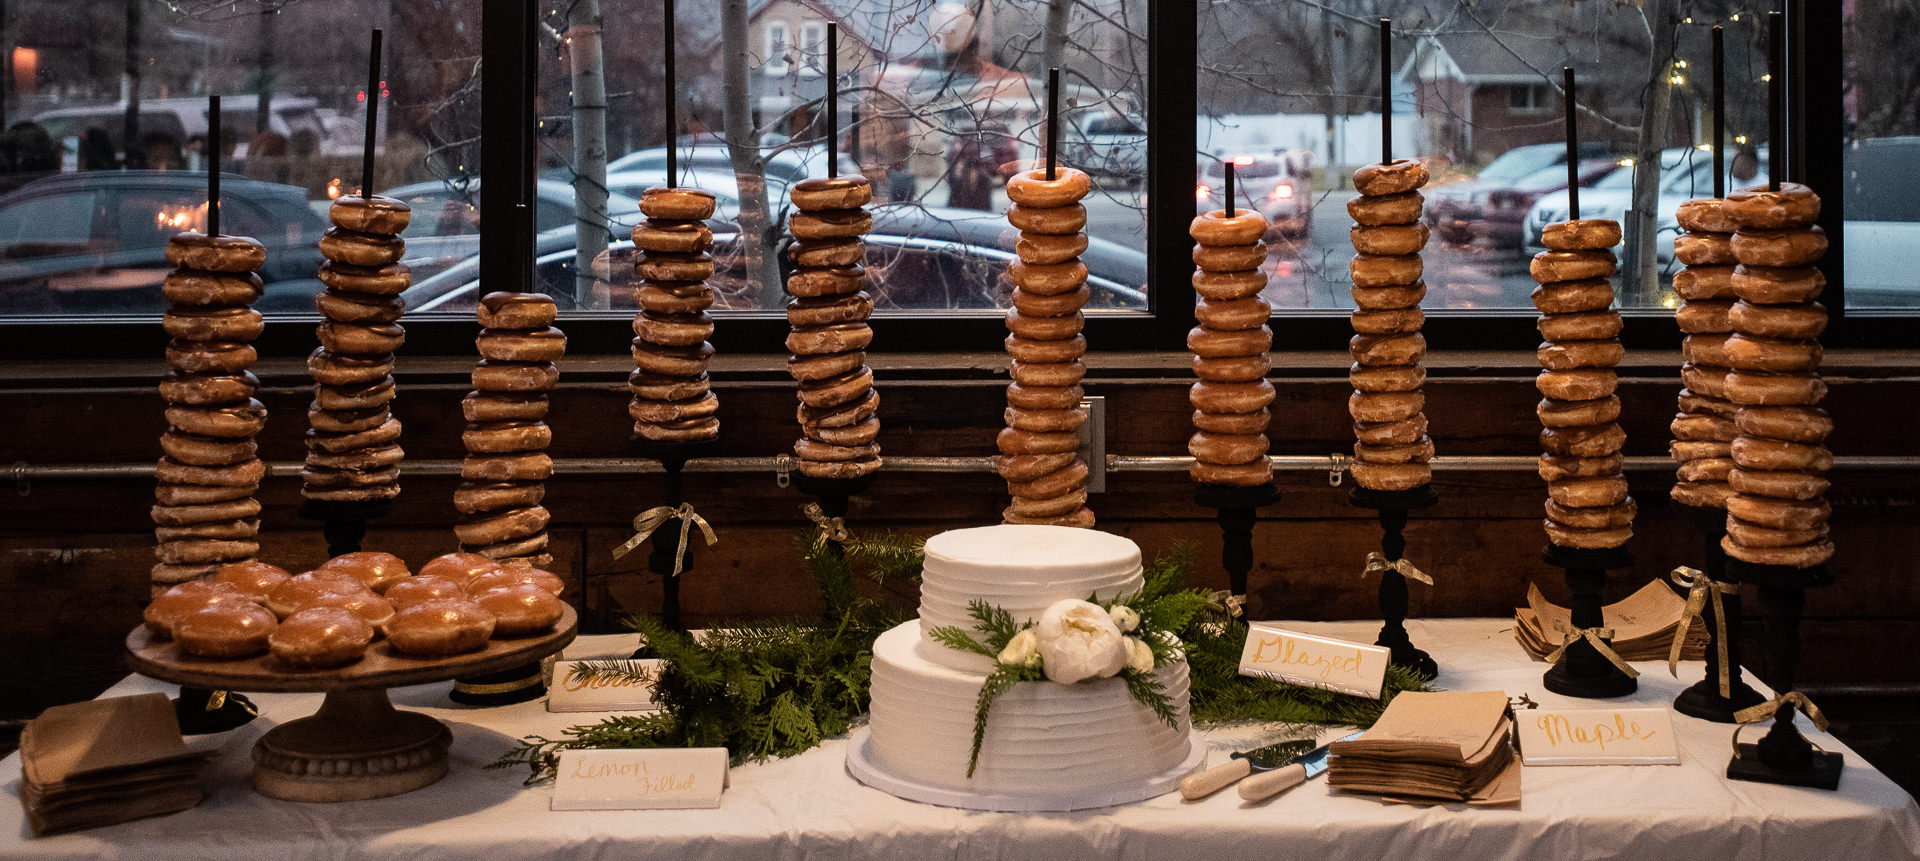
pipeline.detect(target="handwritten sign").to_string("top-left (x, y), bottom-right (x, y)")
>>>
top-left (1237, 625), bottom-right (1389, 699)
top-left (546, 659), bottom-right (664, 713)
top-left (551, 748), bottom-right (729, 809)
top-left (1516, 708), bottom-right (1680, 766)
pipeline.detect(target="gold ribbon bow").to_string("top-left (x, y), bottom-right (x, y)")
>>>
top-left (1734, 691), bottom-right (1830, 732)
top-left (1668, 566), bottom-right (1740, 695)
top-left (801, 502), bottom-right (851, 547)
top-left (1205, 590), bottom-right (1246, 620)
top-left (1362, 551), bottom-right (1432, 586)
top-left (1545, 618), bottom-right (1639, 679)
top-left (612, 503), bottom-right (717, 576)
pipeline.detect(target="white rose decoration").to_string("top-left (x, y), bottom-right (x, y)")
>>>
top-left (1034, 599), bottom-right (1129, 684)
top-left (1108, 605), bottom-right (1141, 633)
top-left (998, 629), bottom-right (1040, 667)
top-left (1123, 636), bottom-right (1155, 673)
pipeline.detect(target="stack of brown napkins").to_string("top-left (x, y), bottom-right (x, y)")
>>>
top-left (18, 693), bottom-right (213, 836)
top-left (1328, 690), bottom-right (1521, 806)
top-left (1515, 580), bottom-right (1705, 662)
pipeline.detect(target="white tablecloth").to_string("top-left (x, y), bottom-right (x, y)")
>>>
top-left (4, 618), bottom-right (1918, 860)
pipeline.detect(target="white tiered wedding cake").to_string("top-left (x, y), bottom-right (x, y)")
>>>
top-left (848, 525), bottom-right (1204, 811)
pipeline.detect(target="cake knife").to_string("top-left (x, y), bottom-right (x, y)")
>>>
top-left (1178, 737), bottom-right (1315, 800)
top-left (1234, 732), bottom-right (1361, 802)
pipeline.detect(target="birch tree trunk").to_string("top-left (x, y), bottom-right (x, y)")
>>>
top-left (256, 5), bottom-right (276, 135)
top-left (568, 0), bottom-right (609, 308)
top-left (1625, 0), bottom-right (1676, 306)
top-left (1043, 0), bottom-right (1070, 77)
top-left (721, 0), bottom-right (782, 309)
top-left (122, 0), bottom-right (141, 167)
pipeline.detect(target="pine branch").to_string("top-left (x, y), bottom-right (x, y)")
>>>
top-left (565, 658), bottom-right (660, 686)
top-left (967, 666), bottom-right (1022, 777)
top-left (1122, 668), bottom-right (1180, 729)
top-left (844, 531), bottom-right (926, 585)
top-left (1142, 542), bottom-right (1198, 600)
top-left (928, 624), bottom-right (997, 657)
top-left (965, 600), bottom-right (1024, 651)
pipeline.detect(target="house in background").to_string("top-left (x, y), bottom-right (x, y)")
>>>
top-left (1401, 28), bottom-right (1645, 166)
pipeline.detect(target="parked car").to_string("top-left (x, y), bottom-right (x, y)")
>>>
top-left (1474, 157), bottom-right (1620, 249)
top-left (378, 177), bottom-right (644, 283)
top-left (1842, 136), bottom-right (1920, 307)
top-left (600, 168), bottom-right (779, 225)
top-left (1195, 151), bottom-right (1314, 238)
top-left (1427, 141), bottom-right (1620, 246)
top-left (1523, 146), bottom-right (1769, 266)
top-left (0, 171), bottom-right (327, 316)
top-left (34, 96), bottom-right (331, 168)
top-left (1065, 112), bottom-right (1146, 186)
top-left (589, 143), bottom-right (856, 187)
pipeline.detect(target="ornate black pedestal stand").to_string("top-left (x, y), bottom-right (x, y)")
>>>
top-left (1348, 484), bottom-right (1439, 678)
top-left (1672, 503), bottom-right (1765, 722)
top-left (1542, 542), bottom-right (1638, 699)
top-left (1725, 559), bottom-right (1842, 790)
top-left (796, 472), bottom-right (878, 561)
top-left (1193, 482), bottom-right (1280, 604)
top-left (623, 438), bottom-right (722, 659)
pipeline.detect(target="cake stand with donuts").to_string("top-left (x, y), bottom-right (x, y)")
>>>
top-left (124, 605), bottom-right (576, 803)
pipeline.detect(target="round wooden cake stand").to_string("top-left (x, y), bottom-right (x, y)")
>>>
top-left (125, 605), bottom-right (577, 803)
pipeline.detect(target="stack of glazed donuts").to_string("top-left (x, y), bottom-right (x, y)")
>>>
top-left (1186, 206), bottom-right (1274, 487)
top-left (785, 176), bottom-right (881, 480)
top-left (151, 232), bottom-right (271, 592)
top-left (302, 195), bottom-right (411, 507)
top-left (998, 165), bottom-right (1096, 528)
top-left (630, 186), bottom-right (721, 443)
top-left (1669, 197), bottom-right (1742, 510)
top-left (1530, 218), bottom-right (1634, 550)
top-left (457, 293), bottom-right (564, 569)
top-left (1720, 182), bottom-right (1834, 568)
top-left (1347, 160), bottom-right (1436, 491)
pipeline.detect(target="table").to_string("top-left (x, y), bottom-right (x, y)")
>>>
top-left (4, 618), bottom-right (1917, 860)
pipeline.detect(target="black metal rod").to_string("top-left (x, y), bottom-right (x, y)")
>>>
top-left (1769, 10), bottom-right (1783, 191)
top-left (665, 0), bottom-right (676, 188)
top-left (362, 29), bottom-right (383, 195)
top-left (1046, 67), bottom-right (1059, 181)
top-left (1712, 25), bottom-right (1725, 198)
top-left (1564, 67), bottom-right (1579, 220)
top-left (207, 95), bottom-right (220, 237)
top-left (1380, 18), bottom-right (1392, 164)
top-left (480, 0), bottom-right (536, 291)
top-left (826, 23), bottom-right (837, 178)
top-left (652, 459), bottom-right (687, 631)
top-left (1224, 161), bottom-right (1234, 218)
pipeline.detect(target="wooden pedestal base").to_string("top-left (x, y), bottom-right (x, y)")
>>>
top-left (251, 689), bottom-right (452, 802)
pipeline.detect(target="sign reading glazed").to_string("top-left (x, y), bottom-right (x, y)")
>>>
top-left (1516, 708), bottom-right (1680, 766)
top-left (1237, 625), bottom-right (1389, 699)
top-left (551, 748), bottom-right (728, 809)
top-left (546, 659), bottom-right (663, 713)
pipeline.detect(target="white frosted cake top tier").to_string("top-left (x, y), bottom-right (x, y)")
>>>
top-left (918, 525), bottom-right (1143, 672)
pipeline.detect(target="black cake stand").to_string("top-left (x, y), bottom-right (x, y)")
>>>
top-left (1349, 483), bottom-right (1439, 678)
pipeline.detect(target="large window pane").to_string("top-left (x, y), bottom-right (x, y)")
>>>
top-left (1842, 2), bottom-right (1920, 310)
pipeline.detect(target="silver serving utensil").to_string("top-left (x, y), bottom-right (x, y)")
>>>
top-left (1178, 737), bottom-right (1316, 800)
top-left (1236, 730), bottom-right (1363, 802)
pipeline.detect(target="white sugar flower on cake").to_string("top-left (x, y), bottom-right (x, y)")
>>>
top-left (1036, 599), bottom-right (1129, 684)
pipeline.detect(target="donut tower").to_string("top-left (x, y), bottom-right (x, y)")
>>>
top-left (300, 196), bottom-right (411, 509)
top-left (997, 164), bottom-right (1095, 528)
top-left (784, 177), bottom-right (882, 480)
top-left (151, 232), bottom-right (271, 593)
top-left (629, 187), bottom-right (721, 443)
top-left (1187, 204), bottom-right (1274, 488)
top-left (1346, 160), bottom-right (1435, 491)
top-left (458, 293), bottom-right (565, 570)
top-left (1720, 182), bottom-right (1833, 570)
top-left (1531, 219), bottom-right (1632, 550)
top-left (1670, 199), bottom-right (1742, 511)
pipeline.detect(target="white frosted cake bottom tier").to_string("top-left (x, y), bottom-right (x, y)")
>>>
top-left (864, 620), bottom-right (1193, 798)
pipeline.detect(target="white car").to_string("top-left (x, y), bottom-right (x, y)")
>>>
top-left (1524, 146), bottom-right (1769, 268)
top-left (1195, 151), bottom-right (1314, 238)
top-left (1844, 136), bottom-right (1920, 307)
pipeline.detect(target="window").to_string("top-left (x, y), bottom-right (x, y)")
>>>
top-left (1508, 83), bottom-right (1550, 114)
top-left (798, 22), bottom-right (827, 77)
top-left (765, 21), bottom-right (791, 73)
top-left (1843, 3), bottom-right (1920, 311)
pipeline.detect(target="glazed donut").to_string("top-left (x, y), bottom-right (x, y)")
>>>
top-left (787, 322), bottom-right (874, 355)
top-left (1674, 233), bottom-right (1735, 267)
top-left (460, 421), bottom-right (553, 454)
top-left (1347, 390), bottom-right (1424, 423)
top-left (1350, 364), bottom-right (1425, 393)
top-left (153, 483), bottom-right (251, 506)
top-left (1191, 355), bottom-right (1269, 384)
top-left (385, 575), bottom-right (469, 610)
top-left (159, 431), bottom-right (256, 467)
top-left (1189, 209), bottom-right (1267, 246)
top-left (320, 228), bottom-right (405, 267)
top-left (1725, 494), bottom-right (1830, 531)
top-left (1538, 453), bottom-right (1624, 482)
top-left (795, 456), bottom-right (882, 480)
top-left (1189, 432), bottom-right (1269, 465)
top-left (461, 452), bottom-right (553, 482)
top-left (1677, 198), bottom-right (1740, 234)
top-left (1544, 499), bottom-right (1637, 530)
top-left (1352, 160), bottom-right (1430, 196)
top-left (1724, 371), bottom-right (1827, 406)
top-left (1189, 327), bottom-right (1271, 358)
top-left (1354, 436), bottom-right (1434, 465)
top-left (165, 400), bottom-right (267, 439)
top-left (787, 351), bottom-right (865, 382)
top-left (1346, 191), bottom-right (1424, 227)
top-left (461, 393), bottom-right (547, 424)
top-left (1008, 462), bottom-right (1089, 499)
top-left (162, 270), bottom-right (263, 307)
top-left (1192, 242), bottom-right (1268, 272)
top-left (1544, 521), bottom-right (1633, 549)
top-left (1734, 406), bottom-right (1831, 444)
top-left (1729, 301), bottom-right (1826, 340)
top-left (1192, 270), bottom-right (1267, 301)
top-left (1723, 334), bottom-right (1822, 374)
top-left (154, 457), bottom-right (265, 488)
top-left (418, 551), bottom-right (505, 586)
top-left (453, 480), bottom-right (544, 516)
top-left (473, 360), bottom-right (559, 393)
top-left (1005, 334), bottom-right (1088, 364)
top-left (268, 606), bottom-right (374, 668)
top-left (1349, 254), bottom-right (1423, 288)
top-left (1547, 476), bottom-right (1630, 508)
top-left (1006, 310), bottom-right (1085, 340)
top-left (788, 293), bottom-right (874, 327)
top-left (1683, 334), bottom-right (1733, 367)
top-left (165, 232), bottom-right (267, 273)
top-left (153, 538), bottom-right (258, 565)
top-left (1536, 369), bottom-right (1617, 402)
top-left (791, 176), bottom-right (875, 210)
top-left (317, 320), bottom-right (405, 355)
top-left (1542, 219), bottom-right (1623, 252)
top-left (1726, 516), bottom-right (1826, 548)
top-left (1354, 415), bottom-right (1428, 446)
top-left (1537, 339), bottom-right (1625, 370)
top-left (1350, 307), bottom-right (1424, 335)
top-left (464, 533), bottom-right (551, 561)
top-left (211, 561), bottom-right (291, 602)
top-left (1013, 284), bottom-right (1092, 316)
top-left (479, 292), bottom-right (560, 329)
top-left (174, 602), bottom-right (277, 659)
top-left (1674, 265), bottom-right (1738, 300)
top-left (1670, 412), bottom-right (1737, 442)
top-left (786, 264), bottom-right (867, 298)
top-left (630, 340), bottom-right (715, 378)
top-left (636, 254), bottom-right (716, 283)
top-left (639, 186), bottom-right (718, 221)
top-left (635, 311), bottom-right (715, 347)
top-left (1009, 260), bottom-right (1089, 296)
top-left (476, 327), bottom-right (567, 364)
top-left (1001, 506), bottom-right (1097, 529)
top-left (1006, 406), bottom-right (1087, 433)
top-left (1538, 396), bottom-right (1621, 428)
top-left (628, 391), bottom-right (719, 424)
top-left (1731, 265), bottom-right (1826, 304)
top-left (789, 209), bottom-right (874, 240)
top-left (163, 306), bottom-right (264, 341)
top-left (314, 289), bottom-right (405, 325)
top-left (1006, 490), bottom-right (1092, 521)
top-left (1672, 480), bottom-right (1736, 509)
top-left (164, 340), bottom-right (256, 375)
top-left (474, 583), bottom-right (564, 637)
top-left (307, 404), bottom-right (390, 435)
top-left (995, 427), bottom-right (1080, 455)
top-left (628, 371), bottom-right (709, 403)
top-left (1006, 203), bottom-right (1087, 235)
top-left (1006, 383), bottom-right (1085, 411)
top-left (1191, 380), bottom-right (1276, 414)
top-left (319, 262), bottom-right (410, 296)
top-left (1530, 249), bottom-right (1616, 284)
top-left (1539, 423), bottom-right (1627, 458)
top-left (143, 580), bottom-right (246, 636)
top-left (1677, 388), bottom-right (1737, 418)
top-left (798, 389), bottom-right (880, 428)
top-left (1671, 440), bottom-right (1733, 463)
top-left (815, 416), bottom-right (882, 447)
top-left (329, 195), bottom-right (412, 234)
top-left (1676, 457), bottom-right (1734, 483)
top-left (789, 239), bottom-right (865, 270)
top-left (1732, 226), bottom-right (1828, 268)
top-left (1006, 167), bottom-right (1091, 209)
top-left (1731, 437), bottom-right (1833, 472)
top-left (383, 598), bottom-right (496, 657)
top-left (1538, 310), bottom-right (1623, 342)
top-left (1680, 363), bottom-right (1730, 399)
top-left (153, 520), bottom-right (260, 545)
top-left (633, 220), bottom-right (714, 254)
top-left (797, 366), bottom-right (874, 408)
top-left (635, 418), bottom-right (721, 443)
top-left (998, 452), bottom-right (1078, 483)
top-left (1017, 232), bottom-right (1089, 265)
top-left (1729, 468), bottom-right (1830, 501)
top-left (454, 505), bottom-right (551, 547)
top-left (1187, 391), bottom-right (1280, 431)
top-left (1723, 182), bottom-right (1820, 230)
top-left (469, 565), bottom-right (566, 598)
top-left (1349, 223), bottom-right (1430, 257)
top-left (295, 589), bottom-right (397, 629)
top-left (307, 349), bottom-right (393, 386)
top-left (1349, 332), bottom-right (1425, 366)
top-left (1352, 282), bottom-right (1427, 311)
top-left (1349, 461), bottom-right (1431, 491)
top-left (1726, 536), bottom-right (1835, 567)
top-left (159, 370), bottom-right (258, 406)
top-left (313, 377), bottom-right (395, 412)
top-left (1010, 359), bottom-right (1086, 388)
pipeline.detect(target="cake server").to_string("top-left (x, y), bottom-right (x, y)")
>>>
top-left (1234, 731), bottom-right (1361, 802)
top-left (1178, 737), bottom-right (1315, 800)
